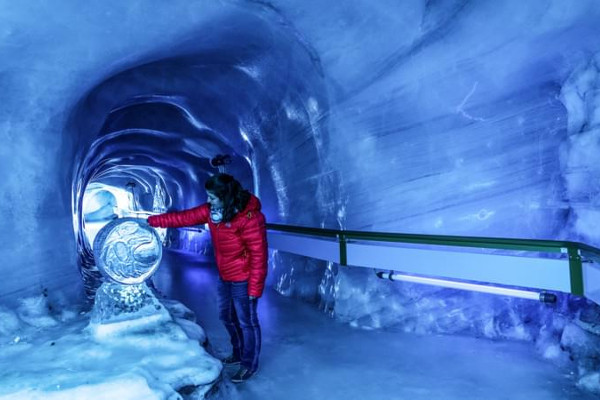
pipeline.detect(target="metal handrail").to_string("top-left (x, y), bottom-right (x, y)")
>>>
top-left (267, 223), bottom-right (596, 253)
top-left (266, 223), bottom-right (600, 297)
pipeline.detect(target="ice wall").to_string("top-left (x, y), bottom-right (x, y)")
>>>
top-left (301, 0), bottom-right (600, 240)
top-left (560, 54), bottom-right (600, 245)
top-left (0, 2), bottom-right (190, 302)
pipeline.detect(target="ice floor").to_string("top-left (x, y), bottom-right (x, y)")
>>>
top-left (154, 251), bottom-right (596, 400)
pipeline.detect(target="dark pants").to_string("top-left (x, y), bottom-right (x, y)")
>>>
top-left (217, 279), bottom-right (261, 372)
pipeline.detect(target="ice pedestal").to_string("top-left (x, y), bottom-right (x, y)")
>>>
top-left (88, 282), bottom-right (171, 338)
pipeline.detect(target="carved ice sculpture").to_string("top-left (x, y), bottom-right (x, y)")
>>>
top-left (90, 218), bottom-right (168, 336)
top-left (93, 217), bottom-right (162, 284)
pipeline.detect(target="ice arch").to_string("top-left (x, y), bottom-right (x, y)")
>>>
top-left (0, 2), bottom-right (336, 303)
top-left (67, 7), bottom-right (335, 298)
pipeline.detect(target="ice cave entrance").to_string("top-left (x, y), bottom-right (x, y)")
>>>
top-left (82, 182), bottom-right (141, 249)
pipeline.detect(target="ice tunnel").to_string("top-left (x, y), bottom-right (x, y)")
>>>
top-left (68, 9), bottom-right (333, 298)
top-left (3, 0), bottom-right (600, 398)
top-left (2, 1), bottom-right (337, 302)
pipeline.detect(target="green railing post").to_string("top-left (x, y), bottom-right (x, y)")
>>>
top-left (567, 247), bottom-right (584, 296)
top-left (338, 233), bottom-right (347, 266)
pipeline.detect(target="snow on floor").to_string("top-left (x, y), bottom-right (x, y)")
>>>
top-left (0, 288), bottom-right (222, 399)
top-left (156, 251), bottom-right (598, 400)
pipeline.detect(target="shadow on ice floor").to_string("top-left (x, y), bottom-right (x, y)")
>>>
top-left (154, 250), bottom-right (595, 400)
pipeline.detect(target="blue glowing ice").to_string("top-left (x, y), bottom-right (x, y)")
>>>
top-left (2, 0), bottom-right (600, 397)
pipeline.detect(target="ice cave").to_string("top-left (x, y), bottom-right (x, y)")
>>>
top-left (1, 1), bottom-right (600, 399)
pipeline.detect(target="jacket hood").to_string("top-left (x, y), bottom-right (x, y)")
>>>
top-left (243, 194), bottom-right (262, 213)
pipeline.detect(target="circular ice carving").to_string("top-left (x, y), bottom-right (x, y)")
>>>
top-left (93, 218), bottom-right (162, 285)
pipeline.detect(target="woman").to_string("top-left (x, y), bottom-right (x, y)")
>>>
top-left (148, 173), bottom-right (268, 383)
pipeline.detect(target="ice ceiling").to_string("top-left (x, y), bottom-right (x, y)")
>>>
top-left (1, 0), bottom-right (600, 304)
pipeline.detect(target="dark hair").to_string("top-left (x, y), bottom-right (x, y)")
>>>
top-left (204, 173), bottom-right (250, 222)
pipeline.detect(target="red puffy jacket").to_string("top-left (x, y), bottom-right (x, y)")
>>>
top-left (148, 195), bottom-right (268, 297)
